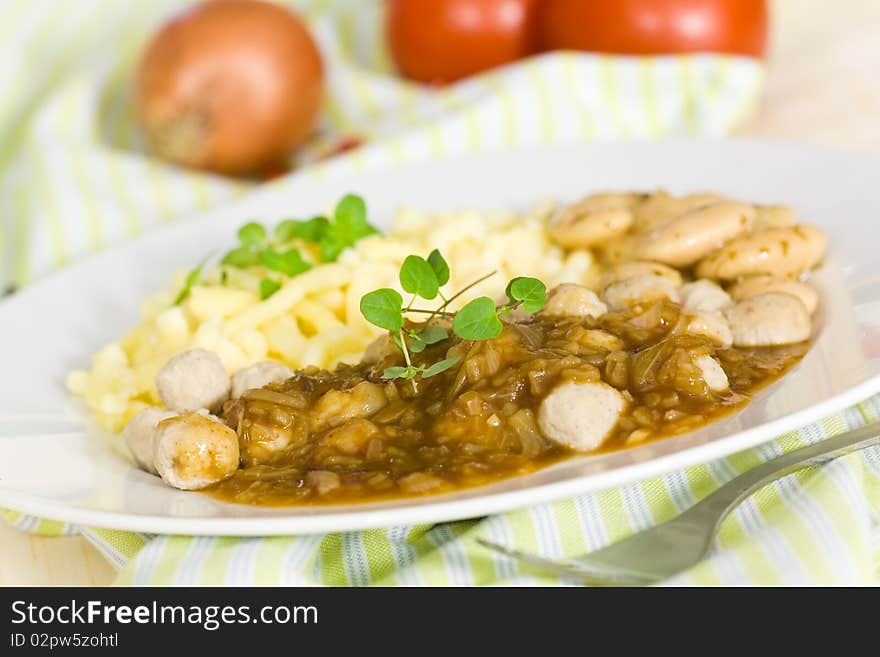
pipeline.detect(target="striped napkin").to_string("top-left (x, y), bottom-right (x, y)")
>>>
top-left (2, 0), bottom-right (878, 586)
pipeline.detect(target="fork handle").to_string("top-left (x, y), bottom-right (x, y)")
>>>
top-left (682, 420), bottom-right (880, 528)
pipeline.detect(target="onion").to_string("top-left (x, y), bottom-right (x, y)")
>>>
top-left (135, 0), bottom-right (324, 175)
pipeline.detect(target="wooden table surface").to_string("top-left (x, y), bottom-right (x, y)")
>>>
top-left (2, 0), bottom-right (878, 586)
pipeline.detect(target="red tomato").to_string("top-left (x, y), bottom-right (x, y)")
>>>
top-left (387, 0), bottom-right (539, 84)
top-left (539, 0), bottom-right (768, 57)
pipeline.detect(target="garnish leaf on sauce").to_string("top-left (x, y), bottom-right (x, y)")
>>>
top-left (399, 255), bottom-right (440, 300)
top-left (360, 288), bottom-right (405, 332)
top-left (453, 296), bottom-right (504, 340)
top-left (506, 276), bottom-right (547, 313)
top-left (427, 249), bottom-right (450, 287)
top-left (359, 249), bottom-right (548, 383)
top-left (421, 356), bottom-right (461, 378)
top-left (417, 325), bottom-right (448, 345)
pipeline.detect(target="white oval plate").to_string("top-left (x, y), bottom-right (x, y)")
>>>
top-left (2, 140), bottom-right (880, 536)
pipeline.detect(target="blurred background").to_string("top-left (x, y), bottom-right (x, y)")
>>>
top-left (0, 0), bottom-right (878, 583)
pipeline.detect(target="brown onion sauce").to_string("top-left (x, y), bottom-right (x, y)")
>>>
top-left (210, 301), bottom-right (808, 506)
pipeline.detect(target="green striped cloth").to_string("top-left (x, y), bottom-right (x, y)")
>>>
top-left (2, 0), bottom-right (878, 586)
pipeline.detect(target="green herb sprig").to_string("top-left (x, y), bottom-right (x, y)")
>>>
top-left (175, 194), bottom-right (379, 303)
top-left (359, 250), bottom-right (547, 386)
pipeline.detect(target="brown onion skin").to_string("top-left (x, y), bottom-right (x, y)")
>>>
top-left (135, 0), bottom-right (324, 175)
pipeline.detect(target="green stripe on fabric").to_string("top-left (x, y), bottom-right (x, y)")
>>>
top-left (360, 529), bottom-right (397, 584)
top-left (408, 525), bottom-right (451, 586)
top-left (681, 558), bottom-right (724, 586)
top-left (12, 175), bottom-right (31, 285)
top-left (600, 56), bottom-right (629, 137)
top-left (318, 533), bottom-right (348, 586)
top-left (596, 488), bottom-right (633, 543)
top-left (714, 516), bottom-right (783, 586)
top-left (685, 462), bottom-right (720, 500)
top-left (484, 73), bottom-right (517, 146)
top-left (802, 456), bottom-right (874, 583)
top-left (856, 399), bottom-right (879, 423)
top-left (447, 519), bottom-right (495, 585)
top-left (89, 528), bottom-right (148, 561)
top-left (707, 56), bottom-right (732, 102)
top-left (640, 477), bottom-right (679, 525)
top-left (147, 536), bottom-right (196, 584)
top-left (526, 61), bottom-right (554, 143)
top-left (253, 538), bottom-right (294, 585)
top-left (722, 443), bottom-right (764, 477)
top-left (678, 58), bottom-right (698, 135)
top-left (752, 481), bottom-right (835, 585)
top-left (639, 58), bottom-right (663, 137)
top-left (552, 499), bottom-right (588, 556)
top-left (0, 5), bottom-right (68, 167)
top-left (32, 149), bottom-right (69, 267)
top-left (563, 52), bottom-right (594, 139)
top-left (323, 91), bottom-right (349, 131)
top-left (196, 537), bottom-right (239, 585)
top-left (60, 82), bottom-right (107, 252)
top-left (34, 518), bottom-right (68, 536)
top-left (684, 462), bottom-right (782, 584)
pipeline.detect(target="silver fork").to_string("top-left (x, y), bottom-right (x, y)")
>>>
top-left (478, 420), bottom-right (880, 585)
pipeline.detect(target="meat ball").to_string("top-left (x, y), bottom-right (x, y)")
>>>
top-left (631, 201), bottom-right (755, 267)
top-left (231, 360), bottom-right (295, 399)
top-left (724, 292), bottom-right (812, 347)
top-left (153, 413), bottom-right (240, 490)
top-left (538, 381), bottom-right (626, 452)
top-left (122, 407), bottom-right (176, 474)
top-left (633, 191), bottom-right (726, 232)
top-left (549, 193), bottom-right (640, 248)
top-left (361, 333), bottom-right (399, 365)
top-left (694, 354), bottom-right (729, 392)
top-left (753, 205), bottom-right (796, 230)
top-left (727, 276), bottom-right (819, 315)
top-left (155, 348), bottom-right (231, 413)
top-left (311, 381), bottom-right (388, 432)
top-left (679, 279), bottom-right (732, 313)
top-left (676, 310), bottom-right (733, 348)
top-left (602, 274), bottom-right (681, 311)
top-left (597, 261), bottom-right (683, 290)
top-left (541, 284), bottom-right (608, 319)
top-left (696, 225), bottom-right (826, 280)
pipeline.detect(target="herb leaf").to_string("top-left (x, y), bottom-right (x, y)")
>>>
top-left (360, 288), bottom-right (404, 332)
top-left (421, 356), bottom-right (461, 378)
top-left (259, 248), bottom-right (312, 277)
top-left (335, 194), bottom-right (374, 236)
top-left (259, 278), bottom-right (281, 300)
top-left (506, 277), bottom-right (547, 313)
top-left (174, 260), bottom-right (205, 305)
top-left (453, 297), bottom-right (503, 340)
top-left (319, 194), bottom-right (379, 262)
top-left (407, 336), bottom-right (426, 353)
top-left (417, 325), bottom-right (449, 345)
top-left (238, 222), bottom-right (267, 246)
top-left (382, 366), bottom-right (412, 380)
top-left (400, 255), bottom-right (439, 300)
top-left (275, 216), bottom-right (330, 244)
top-left (427, 249), bottom-right (450, 286)
top-left (221, 246), bottom-right (260, 267)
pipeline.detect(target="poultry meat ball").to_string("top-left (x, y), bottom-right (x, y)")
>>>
top-left (155, 348), bottom-right (230, 413)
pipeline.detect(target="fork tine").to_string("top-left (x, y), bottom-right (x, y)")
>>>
top-left (475, 538), bottom-right (654, 586)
